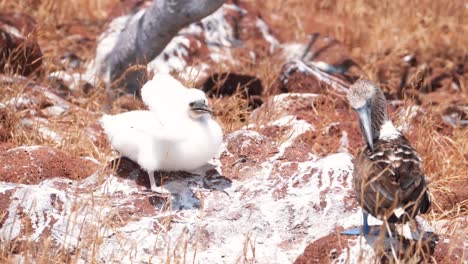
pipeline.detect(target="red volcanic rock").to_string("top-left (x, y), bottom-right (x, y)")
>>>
top-left (220, 129), bottom-right (276, 180)
top-left (0, 146), bottom-right (99, 184)
top-left (251, 92), bottom-right (363, 154)
top-left (274, 61), bottom-right (324, 94)
top-left (295, 233), bottom-right (348, 264)
top-left (0, 12), bottom-right (42, 76)
top-left (0, 142), bottom-right (13, 152)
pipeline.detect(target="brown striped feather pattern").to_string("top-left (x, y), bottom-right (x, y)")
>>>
top-left (354, 136), bottom-right (431, 223)
top-left (348, 80), bottom-right (431, 224)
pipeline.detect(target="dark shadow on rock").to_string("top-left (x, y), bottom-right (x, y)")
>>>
top-left (109, 157), bottom-right (147, 183)
top-left (202, 165), bottom-right (233, 192)
top-left (109, 157), bottom-right (232, 209)
top-left (0, 12), bottom-right (43, 76)
top-left (201, 72), bottom-right (263, 108)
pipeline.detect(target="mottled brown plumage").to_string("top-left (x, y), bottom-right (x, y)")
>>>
top-left (355, 137), bottom-right (430, 223)
top-left (348, 80), bottom-right (430, 230)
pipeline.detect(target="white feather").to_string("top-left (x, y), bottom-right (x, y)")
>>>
top-left (379, 120), bottom-right (400, 140)
top-left (100, 74), bottom-right (223, 190)
top-left (393, 207), bottom-right (405, 218)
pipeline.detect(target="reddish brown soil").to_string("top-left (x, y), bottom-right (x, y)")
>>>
top-left (295, 232), bottom-right (348, 264)
top-left (432, 180), bottom-right (468, 215)
top-left (220, 131), bottom-right (276, 180)
top-left (0, 146), bottom-right (99, 184)
top-left (272, 63), bottom-right (324, 95)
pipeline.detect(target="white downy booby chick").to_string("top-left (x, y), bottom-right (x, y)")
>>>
top-left (100, 74), bottom-right (223, 192)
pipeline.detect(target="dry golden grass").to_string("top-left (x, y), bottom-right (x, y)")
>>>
top-left (0, 0), bottom-right (466, 263)
top-left (253, 0), bottom-right (467, 92)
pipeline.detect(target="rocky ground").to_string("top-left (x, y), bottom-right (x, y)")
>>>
top-left (0, 0), bottom-right (467, 263)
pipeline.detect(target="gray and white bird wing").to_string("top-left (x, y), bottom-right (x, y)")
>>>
top-left (354, 137), bottom-right (430, 223)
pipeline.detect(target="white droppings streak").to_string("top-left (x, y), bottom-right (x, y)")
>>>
top-left (281, 43), bottom-right (306, 61)
top-left (272, 93), bottom-right (319, 104)
top-left (269, 115), bottom-right (315, 160)
top-left (339, 130), bottom-right (349, 152)
top-left (147, 37), bottom-right (191, 73)
top-left (100, 175), bottom-right (137, 196)
top-left (255, 18), bottom-right (280, 52)
top-left (5, 96), bottom-right (32, 109)
top-left (1, 180), bottom-right (68, 241)
top-left (1, 24), bottom-right (23, 38)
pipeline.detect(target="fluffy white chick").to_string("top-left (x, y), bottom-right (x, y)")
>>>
top-left (100, 74), bottom-right (223, 192)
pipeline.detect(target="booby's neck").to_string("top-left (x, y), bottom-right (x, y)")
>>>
top-left (378, 120), bottom-right (400, 140)
top-left (367, 89), bottom-right (401, 142)
top-left (357, 88), bottom-right (401, 151)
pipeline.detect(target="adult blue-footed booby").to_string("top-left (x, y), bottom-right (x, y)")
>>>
top-left (342, 79), bottom-right (431, 236)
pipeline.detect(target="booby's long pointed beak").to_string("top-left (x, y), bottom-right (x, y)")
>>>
top-left (190, 99), bottom-right (212, 114)
top-left (356, 106), bottom-right (374, 151)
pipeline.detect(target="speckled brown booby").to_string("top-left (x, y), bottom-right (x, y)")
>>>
top-left (342, 79), bottom-right (431, 236)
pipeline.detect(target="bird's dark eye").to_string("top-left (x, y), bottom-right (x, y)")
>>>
top-left (189, 102), bottom-right (194, 107)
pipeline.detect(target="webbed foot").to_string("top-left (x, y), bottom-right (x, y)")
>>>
top-left (341, 226), bottom-right (382, 236)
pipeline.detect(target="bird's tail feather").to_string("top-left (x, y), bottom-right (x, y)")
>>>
top-left (419, 189), bottom-right (431, 214)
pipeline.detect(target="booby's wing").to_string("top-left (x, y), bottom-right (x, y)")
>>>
top-left (140, 74), bottom-right (188, 113)
top-left (100, 111), bottom-right (188, 142)
top-left (354, 137), bottom-right (430, 223)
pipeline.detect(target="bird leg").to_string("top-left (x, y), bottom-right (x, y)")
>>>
top-left (148, 170), bottom-right (158, 192)
top-left (341, 212), bottom-right (381, 236)
top-left (146, 171), bottom-right (170, 196)
top-left (362, 211), bottom-right (370, 234)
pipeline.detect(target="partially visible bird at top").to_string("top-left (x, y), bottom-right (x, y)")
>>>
top-left (342, 79), bottom-right (431, 238)
top-left (100, 74), bottom-right (223, 193)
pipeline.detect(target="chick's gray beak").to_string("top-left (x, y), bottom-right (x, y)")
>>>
top-left (189, 99), bottom-right (212, 114)
top-left (356, 106), bottom-right (374, 151)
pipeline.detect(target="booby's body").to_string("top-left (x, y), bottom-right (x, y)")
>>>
top-left (100, 74), bottom-right (223, 191)
top-left (343, 79), bottom-right (430, 236)
top-left (101, 110), bottom-right (222, 172)
top-left (354, 129), bottom-right (430, 223)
